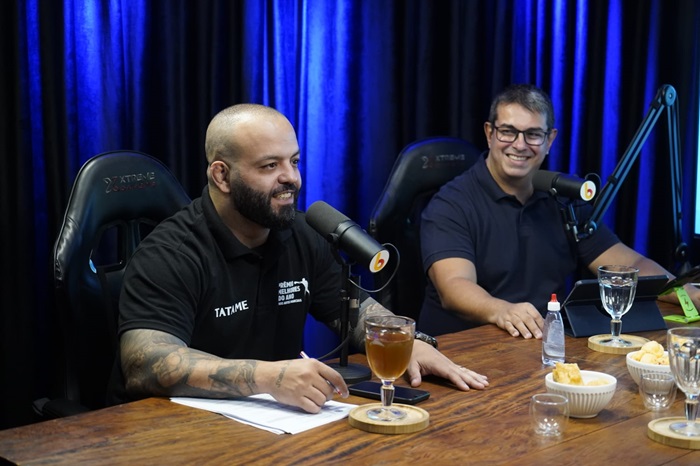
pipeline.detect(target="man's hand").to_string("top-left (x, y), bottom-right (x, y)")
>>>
top-left (493, 302), bottom-right (544, 339)
top-left (121, 329), bottom-right (349, 414)
top-left (685, 284), bottom-right (700, 309)
top-left (404, 340), bottom-right (489, 391)
top-left (261, 359), bottom-right (348, 414)
top-left (658, 283), bottom-right (700, 314)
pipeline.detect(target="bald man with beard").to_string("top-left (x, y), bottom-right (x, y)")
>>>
top-left (107, 104), bottom-right (488, 413)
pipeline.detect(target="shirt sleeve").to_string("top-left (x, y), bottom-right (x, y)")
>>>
top-left (420, 183), bottom-right (475, 273)
top-left (118, 243), bottom-right (201, 344)
top-left (576, 222), bottom-right (621, 266)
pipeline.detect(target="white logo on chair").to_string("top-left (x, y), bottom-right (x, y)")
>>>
top-left (103, 172), bottom-right (157, 193)
top-left (421, 153), bottom-right (467, 169)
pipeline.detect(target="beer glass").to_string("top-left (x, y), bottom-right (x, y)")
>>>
top-left (364, 315), bottom-right (415, 421)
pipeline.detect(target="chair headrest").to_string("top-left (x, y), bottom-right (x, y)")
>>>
top-left (53, 150), bottom-right (191, 285)
top-left (370, 137), bottom-right (481, 236)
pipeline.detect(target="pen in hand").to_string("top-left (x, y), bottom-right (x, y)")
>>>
top-left (299, 351), bottom-right (343, 396)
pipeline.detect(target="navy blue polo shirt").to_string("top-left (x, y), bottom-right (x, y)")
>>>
top-left (419, 155), bottom-right (618, 334)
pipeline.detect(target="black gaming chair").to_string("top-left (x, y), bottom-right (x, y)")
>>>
top-left (34, 151), bottom-right (190, 418)
top-left (369, 137), bottom-right (482, 323)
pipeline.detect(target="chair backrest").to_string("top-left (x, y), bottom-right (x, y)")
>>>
top-left (53, 150), bottom-right (190, 410)
top-left (369, 137), bottom-right (482, 323)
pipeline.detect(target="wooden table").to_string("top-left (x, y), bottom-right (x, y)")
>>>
top-left (2, 303), bottom-right (700, 465)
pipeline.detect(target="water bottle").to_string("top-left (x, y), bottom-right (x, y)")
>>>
top-left (542, 293), bottom-right (565, 366)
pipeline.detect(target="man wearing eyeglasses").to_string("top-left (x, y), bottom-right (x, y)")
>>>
top-left (419, 84), bottom-right (694, 339)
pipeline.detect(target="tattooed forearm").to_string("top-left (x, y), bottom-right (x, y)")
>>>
top-left (208, 360), bottom-right (257, 396)
top-left (120, 328), bottom-right (258, 399)
top-left (350, 297), bottom-right (394, 352)
top-left (327, 298), bottom-right (394, 352)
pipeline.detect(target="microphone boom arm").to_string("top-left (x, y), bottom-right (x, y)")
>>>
top-left (579, 84), bottom-right (688, 271)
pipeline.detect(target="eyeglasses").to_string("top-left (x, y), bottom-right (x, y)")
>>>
top-left (491, 124), bottom-right (549, 146)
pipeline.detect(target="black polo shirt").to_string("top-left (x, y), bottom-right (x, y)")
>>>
top-left (108, 187), bottom-right (342, 403)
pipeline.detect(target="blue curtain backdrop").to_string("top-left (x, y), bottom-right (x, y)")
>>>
top-left (2, 0), bottom-right (699, 428)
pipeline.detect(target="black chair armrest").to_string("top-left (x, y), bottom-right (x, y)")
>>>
top-left (33, 397), bottom-right (91, 419)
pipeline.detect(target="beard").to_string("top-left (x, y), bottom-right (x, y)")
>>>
top-left (230, 177), bottom-right (299, 230)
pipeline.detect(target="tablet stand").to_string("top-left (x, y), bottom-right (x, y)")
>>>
top-left (659, 265), bottom-right (700, 323)
top-left (663, 287), bottom-right (700, 323)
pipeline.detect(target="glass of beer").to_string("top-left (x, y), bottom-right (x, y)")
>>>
top-left (364, 315), bottom-right (415, 421)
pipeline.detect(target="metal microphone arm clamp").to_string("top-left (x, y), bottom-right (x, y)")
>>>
top-left (326, 232), bottom-right (341, 245)
top-left (579, 84), bottom-right (688, 273)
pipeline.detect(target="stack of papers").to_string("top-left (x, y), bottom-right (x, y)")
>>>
top-left (171, 394), bottom-right (357, 435)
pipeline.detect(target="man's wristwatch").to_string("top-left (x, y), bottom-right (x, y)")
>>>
top-left (415, 331), bottom-right (438, 348)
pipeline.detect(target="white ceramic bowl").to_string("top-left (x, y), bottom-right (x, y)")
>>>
top-left (626, 350), bottom-right (672, 385)
top-left (545, 370), bottom-right (617, 418)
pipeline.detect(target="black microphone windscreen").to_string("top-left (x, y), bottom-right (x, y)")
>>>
top-left (306, 201), bottom-right (351, 238)
top-left (532, 170), bottom-right (558, 192)
top-left (306, 200), bottom-right (390, 273)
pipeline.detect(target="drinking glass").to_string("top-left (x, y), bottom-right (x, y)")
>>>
top-left (364, 315), bottom-right (415, 421)
top-left (667, 328), bottom-right (700, 436)
top-left (597, 265), bottom-right (639, 346)
top-left (639, 373), bottom-right (677, 411)
top-left (530, 394), bottom-right (569, 436)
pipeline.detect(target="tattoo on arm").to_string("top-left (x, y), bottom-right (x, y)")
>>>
top-left (274, 361), bottom-right (290, 388)
top-left (120, 329), bottom-right (258, 399)
top-left (326, 298), bottom-right (393, 352)
top-left (353, 298), bottom-right (393, 351)
top-left (207, 361), bottom-right (257, 396)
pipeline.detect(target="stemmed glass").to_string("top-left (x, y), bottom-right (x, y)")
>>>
top-left (597, 265), bottom-right (639, 347)
top-left (667, 328), bottom-right (700, 436)
top-left (364, 315), bottom-right (415, 421)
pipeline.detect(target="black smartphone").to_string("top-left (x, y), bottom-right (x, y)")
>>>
top-left (348, 381), bottom-right (430, 405)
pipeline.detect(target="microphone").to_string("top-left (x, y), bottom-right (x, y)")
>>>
top-left (306, 201), bottom-right (390, 273)
top-left (532, 170), bottom-right (597, 202)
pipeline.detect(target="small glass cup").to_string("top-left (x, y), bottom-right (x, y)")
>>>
top-left (639, 373), bottom-right (677, 411)
top-left (530, 394), bottom-right (569, 436)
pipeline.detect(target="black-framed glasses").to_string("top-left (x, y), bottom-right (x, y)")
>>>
top-left (492, 125), bottom-right (549, 146)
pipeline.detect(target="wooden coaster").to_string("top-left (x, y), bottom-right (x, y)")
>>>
top-left (648, 417), bottom-right (700, 449)
top-left (348, 403), bottom-right (429, 434)
top-left (588, 334), bottom-right (649, 354)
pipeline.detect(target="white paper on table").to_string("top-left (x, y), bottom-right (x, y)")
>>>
top-left (171, 394), bottom-right (357, 435)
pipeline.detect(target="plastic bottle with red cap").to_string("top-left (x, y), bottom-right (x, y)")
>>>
top-left (542, 293), bottom-right (565, 366)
